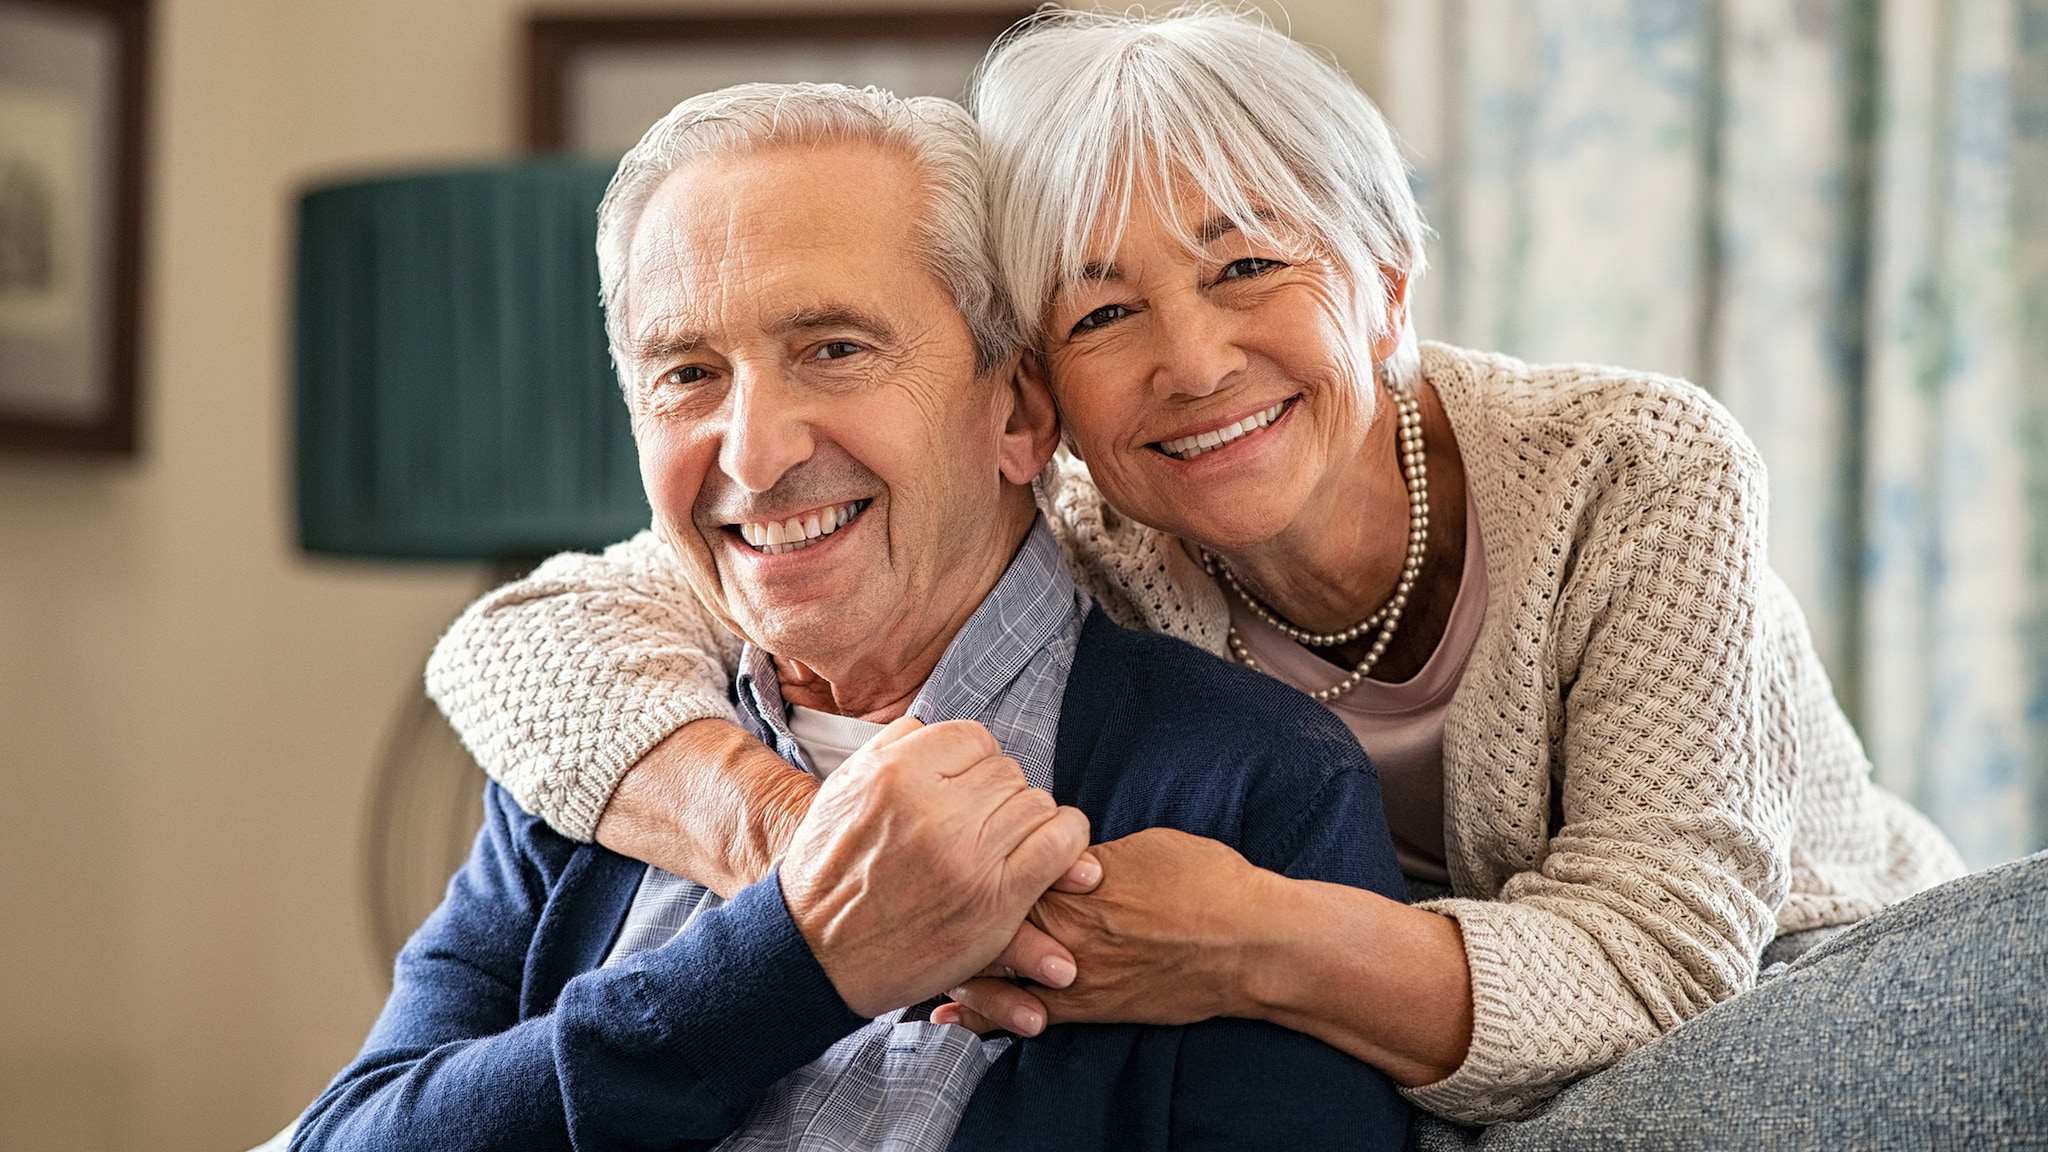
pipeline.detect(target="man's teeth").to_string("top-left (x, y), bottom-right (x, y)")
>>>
top-left (1158, 401), bottom-right (1288, 461)
top-left (738, 501), bottom-right (864, 555)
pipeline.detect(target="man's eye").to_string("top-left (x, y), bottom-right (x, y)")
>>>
top-left (661, 365), bottom-right (710, 386)
top-left (813, 341), bottom-right (863, 361)
top-left (1219, 257), bottom-right (1283, 281)
top-left (1071, 304), bottom-right (1131, 335)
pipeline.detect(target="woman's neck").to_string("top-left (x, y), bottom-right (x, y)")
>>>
top-left (1206, 377), bottom-right (1468, 684)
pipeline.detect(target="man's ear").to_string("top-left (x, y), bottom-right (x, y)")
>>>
top-left (997, 351), bottom-right (1061, 485)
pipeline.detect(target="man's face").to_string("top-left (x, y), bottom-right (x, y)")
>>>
top-left (617, 140), bottom-right (1035, 688)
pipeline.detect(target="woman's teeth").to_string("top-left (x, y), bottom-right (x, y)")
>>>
top-left (1157, 401), bottom-right (1288, 461)
top-left (739, 500), bottom-right (865, 555)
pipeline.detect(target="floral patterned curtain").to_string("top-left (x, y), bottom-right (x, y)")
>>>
top-left (1379, 0), bottom-right (2048, 864)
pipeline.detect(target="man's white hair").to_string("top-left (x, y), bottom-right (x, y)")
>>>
top-left (596, 82), bottom-right (1019, 385)
top-left (970, 6), bottom-right (1428, 386)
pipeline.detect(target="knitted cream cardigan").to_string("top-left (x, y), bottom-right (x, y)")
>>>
top-left (425, 341), bottom-right (1963, 1124)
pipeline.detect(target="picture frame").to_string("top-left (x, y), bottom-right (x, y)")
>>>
top-left (525, 7), bottom-right (1033, 156)
top-left (0, 0), bottom-right (148, 455)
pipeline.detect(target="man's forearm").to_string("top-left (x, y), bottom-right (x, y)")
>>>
top-left (298, 877), bottom-right (864, 1152)
top-left (593, 718), bottom-right (818, 897)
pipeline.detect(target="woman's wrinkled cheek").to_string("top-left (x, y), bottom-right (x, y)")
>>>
top-left (1045, 368), bottom-right (1149, 508)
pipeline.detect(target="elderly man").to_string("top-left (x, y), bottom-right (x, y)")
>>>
top-left (293, 84), bottom-right (1410, 1151)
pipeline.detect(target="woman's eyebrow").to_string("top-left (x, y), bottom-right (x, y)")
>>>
top-left (1196, 209), bottom-right (1283, 245)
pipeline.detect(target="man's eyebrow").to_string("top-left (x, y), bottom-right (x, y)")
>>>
top-left (625, 326), bottom-right (703, 363)
top-left (773, 305), bottom-right (896, 339)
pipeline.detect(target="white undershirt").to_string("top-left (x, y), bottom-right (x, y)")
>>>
top-left (785, 705), bottom-right (888, 779)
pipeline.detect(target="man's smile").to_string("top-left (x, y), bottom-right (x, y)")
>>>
top-left (731, 499), bottom-right (872, 555)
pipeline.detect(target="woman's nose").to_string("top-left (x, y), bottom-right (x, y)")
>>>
top-left (1147, 298), bottom-right (1245, 400)
top-left (718, 370), bottom-right (814, 493)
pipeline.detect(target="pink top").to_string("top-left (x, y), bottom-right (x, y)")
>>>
top-left (1225, 496), bottom-right (1488, 884)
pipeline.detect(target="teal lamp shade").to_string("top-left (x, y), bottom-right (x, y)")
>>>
top-left (295, 161), bottom-right (650, 560)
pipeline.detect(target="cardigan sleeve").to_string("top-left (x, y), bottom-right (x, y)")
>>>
top-left (421, 475), bottom-right (1199, 842)
top-left (291, 785), bottom-right (866, 1152)
top-left (425, 530), bottom-right (746, 841)
top-left (1402, 401), bottom-right (1797, 1124)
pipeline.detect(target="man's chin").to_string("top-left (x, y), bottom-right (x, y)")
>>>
top-left (737, 610), bottom-right (872, 672)
top-left (727, 588), bottom-right (881, 663)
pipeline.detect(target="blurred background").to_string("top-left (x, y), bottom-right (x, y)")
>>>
top-left (1, 0), bottom-right (2042, 1148)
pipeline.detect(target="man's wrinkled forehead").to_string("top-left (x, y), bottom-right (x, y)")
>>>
top-left (615, 144), bottom-right (934, 354)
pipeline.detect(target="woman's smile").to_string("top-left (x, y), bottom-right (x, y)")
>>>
top-left (1151, 397), bottom-right (1297, 461)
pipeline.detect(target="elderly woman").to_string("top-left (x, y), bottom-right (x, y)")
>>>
top-left (427, 8), bottom-right (2042, 1140)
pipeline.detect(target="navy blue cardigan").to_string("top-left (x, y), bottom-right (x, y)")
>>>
top-left (295, 610), bottom-right (1411, 1151)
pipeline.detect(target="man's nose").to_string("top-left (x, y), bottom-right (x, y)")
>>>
top-left (719, 371), bottom-right (815, 493)
top-left (1147, 294), bottom-right (1246, 401)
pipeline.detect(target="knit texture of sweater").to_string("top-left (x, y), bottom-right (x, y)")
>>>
top-left (425, 341), bottom-right (1965, 1124)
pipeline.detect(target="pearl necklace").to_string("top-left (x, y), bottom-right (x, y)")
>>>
top-left (1203, 385), bottom-right (1428, 703)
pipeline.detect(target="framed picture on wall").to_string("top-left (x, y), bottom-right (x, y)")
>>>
top-left (525, 7), bottom-right (1032, 156)
top-left (0, 0), bottom-right (148, 454)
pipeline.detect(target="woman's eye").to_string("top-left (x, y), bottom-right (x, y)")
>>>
top-left (1219, 257), bottom-right (1283, 281)
top-left (814, 341), bottom-right (863, 361)
top-left (1071, 304), bottom-right (1131, 335)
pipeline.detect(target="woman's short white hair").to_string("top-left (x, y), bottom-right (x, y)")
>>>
top-left (596, 82), bottom-right (1018, 381)
top-left (970, 6), bottom-right (1428, 386)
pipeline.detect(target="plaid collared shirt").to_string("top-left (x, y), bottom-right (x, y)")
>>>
top-left (602, 518), bottom-right (1089, 1152)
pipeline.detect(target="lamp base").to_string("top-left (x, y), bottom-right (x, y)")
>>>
top-left (359, 686), bottom-right (485, 977)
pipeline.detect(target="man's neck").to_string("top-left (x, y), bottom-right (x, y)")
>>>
top-left (773, 498), bottom-right (1036, 722)
top-left (774, 655), bottom-right (925, 723)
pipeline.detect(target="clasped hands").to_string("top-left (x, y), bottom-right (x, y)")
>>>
top-left (779, 716), bottom-right (1260, 1031)
top-left (778, 716), bottom-right (1095, 1019)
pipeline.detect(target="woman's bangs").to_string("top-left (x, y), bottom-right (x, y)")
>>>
top-left (1110, 73), bottom-right (1340, 273)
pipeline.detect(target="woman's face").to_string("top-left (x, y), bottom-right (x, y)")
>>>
top-left (1040, 192), bottom-right (1401, 553)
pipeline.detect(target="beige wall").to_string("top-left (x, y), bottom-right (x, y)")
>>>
top-left (0, 1), bottom-right (1386, 1147)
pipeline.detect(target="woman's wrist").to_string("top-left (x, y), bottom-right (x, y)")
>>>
top-left (1231, 867), bottom-right (1325, 1023)
top-left (747, 751), bottom-right (822, 876)
top-left (594, 717), bottom-right (818, 896)
top-left (1231, 871), bottom-right (1475, 1087)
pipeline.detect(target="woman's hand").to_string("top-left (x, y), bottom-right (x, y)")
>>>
top-left (934, 827), bottom-right (1474, 1088)
top-left (934, 828), bottom-right (1276, 1035)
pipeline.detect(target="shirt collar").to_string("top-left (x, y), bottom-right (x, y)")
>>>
top-left (732, 517), bottom-right (1086, 789)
